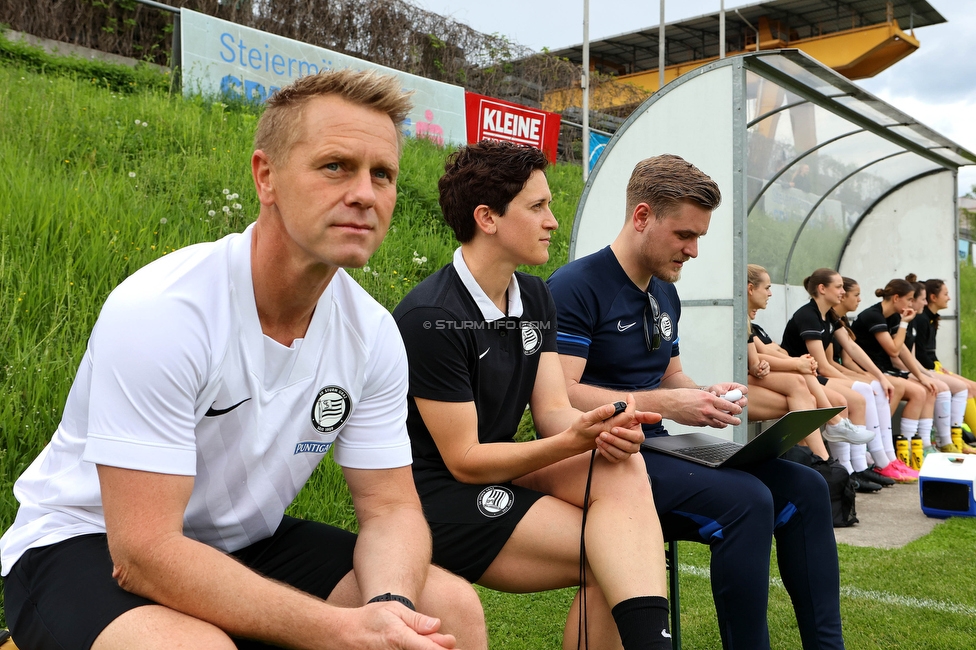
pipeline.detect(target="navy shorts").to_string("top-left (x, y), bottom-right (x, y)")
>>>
top-left (3, 516), bottom-right (356, 650)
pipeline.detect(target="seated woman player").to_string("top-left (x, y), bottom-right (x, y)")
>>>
top-left (910, 275), bottom-right (976, 453)
top-left (745, 264), bottom-right (832, 460)
top-left (849, 278), bottom-right (944, 459)
top-left (831, 277), bottom-right (918, 483)
top-left (393, 141), bottom-right (673, 650)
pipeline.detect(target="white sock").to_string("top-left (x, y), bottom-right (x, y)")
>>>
top-left (828, 439), bottom-right (852, 473)
top-left (935, 391), bottom-right (952, 445)
top-left (871, 382), bottom-right (897, 462)
top-left (852, 381), bottom-right (881, 439)
top-left (850, 444), bottom-right (868, 472)
top-left (919, 417), bottom-right (939, 447)
top-left (866, 427), bottom-right (890, 469)
top-left (951, 390), bottom-right (968, 428)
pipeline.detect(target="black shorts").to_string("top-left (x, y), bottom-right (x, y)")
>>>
top-left (415, 471), bottom-right (545, 583)
top-left (817, 375), bottom-right (829, 386)
top-left (3, 516), bottom-right (356, 650)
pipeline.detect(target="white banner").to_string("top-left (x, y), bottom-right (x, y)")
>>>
top-left (180, 9), bottom-right (466, 146)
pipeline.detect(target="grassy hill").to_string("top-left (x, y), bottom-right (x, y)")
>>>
top-left (2, 33), bottom-right (975, 648)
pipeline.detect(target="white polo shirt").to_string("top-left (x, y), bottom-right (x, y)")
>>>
top-left (1, 225), bottom-right (411, 573)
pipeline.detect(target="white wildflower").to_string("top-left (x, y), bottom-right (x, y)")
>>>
top-left (128, 172), bottom-right (136, 178)
top-left (208, 210), bottom-right (216, 217)
top-left (233, 203), bottom-right (242, 210)
top-left (222, 188), bottom-right (230, 195)
top-left (222, 205), bottom-right (231, 213)
top-left (159, 218), bottom-right (167, 225)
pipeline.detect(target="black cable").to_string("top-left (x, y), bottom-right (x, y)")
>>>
top-left (577, 448), bottom-right (597, 650)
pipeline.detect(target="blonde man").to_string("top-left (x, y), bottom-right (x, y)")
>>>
top-left (1, 70), bottom-right (484, 650)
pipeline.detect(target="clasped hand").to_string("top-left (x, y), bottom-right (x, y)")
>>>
top-left (571, 394), bottom-right (661, 462)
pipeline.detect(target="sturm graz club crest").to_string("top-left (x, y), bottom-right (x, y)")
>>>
top-left (521, 322), bottom-right (543, 355)
top-left (477, 485), bottom-right (515, 518)
top-left (659, 312), bottom-right (675, 342)
top-left (310, 386), bottom-right (351, 433)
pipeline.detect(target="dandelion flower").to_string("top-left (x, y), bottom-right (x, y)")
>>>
top-left (208, 210), bottom-right (216, 217)
top-left (363, 266), bottom-right (371, 273)
top-left (128, 172), bottom-right (136, 178)
top-left (134, 119), bottom-right (141, 125)
top-left (159, 218), bottom-right (168, 225)
top-left (142, 122), bottom-right (148, 127)
top-left (222, 205), bottom-right (231, 213)
top-left (205, 199), bottom-right (212, 205)
top-left (222, 188), bottom-right (230, 195)
top-left (372, 271), bottom-right (379, 278)
top-left (233, 203), bottom-right (242, 210)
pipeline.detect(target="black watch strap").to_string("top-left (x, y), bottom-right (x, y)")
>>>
top-left (367, 592), bottom-right (416, 611)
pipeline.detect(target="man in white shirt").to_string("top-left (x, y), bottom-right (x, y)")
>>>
top-left (1, 69), bottom-right (484, 650)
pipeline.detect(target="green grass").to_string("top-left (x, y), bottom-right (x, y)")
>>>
top-left (3, 39), bottom-right (976, 647)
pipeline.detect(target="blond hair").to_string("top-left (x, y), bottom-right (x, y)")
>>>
top-left (625, 154), bottom-right (722, 220)
top-left (747, 263), bottom-right (768, 287)
top-left (254, 68), bottom-right (413, 164)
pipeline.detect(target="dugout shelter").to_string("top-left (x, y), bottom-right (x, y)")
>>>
top-left (570, 50), bottom-right (976, 443)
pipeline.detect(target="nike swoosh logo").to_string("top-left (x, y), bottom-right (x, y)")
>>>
top-left (661, 630), bottom-right (672, 638)
top-left (617, 321), bottom-right (637, 332)
top-left (205, 398), bottom-right (251, 417)
top-left (479, 348), bottom-right (491, 359)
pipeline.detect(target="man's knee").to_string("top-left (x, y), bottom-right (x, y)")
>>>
top-left (420, 566), bottom-right (486, 648)
top-left (93, 605), bottom-right (236, 650)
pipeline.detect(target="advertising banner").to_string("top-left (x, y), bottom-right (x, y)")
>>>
top-left (180, 9), bottom-right (467, 146)
top-left (464, 92), bottom-right (561, 163)
top-left (588, 131), bottom-right (610, 173)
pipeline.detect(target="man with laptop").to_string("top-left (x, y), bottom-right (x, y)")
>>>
top-left (548, 154), bottom-right (845, 650)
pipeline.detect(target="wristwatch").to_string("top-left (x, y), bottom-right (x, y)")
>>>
top-left (367, 592), bottom-right (416, 611)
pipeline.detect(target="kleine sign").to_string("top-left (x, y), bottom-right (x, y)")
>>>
top-left (465, 92), bottom-right (561, 163)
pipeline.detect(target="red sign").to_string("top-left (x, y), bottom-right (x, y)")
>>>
top-left (465, 92), bottom-right (561, 163)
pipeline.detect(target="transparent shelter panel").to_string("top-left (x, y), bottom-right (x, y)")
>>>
top-left (833, 95), bottom-right (901, 127)
top-left (929, 148), bottom-right (974, 167)
top-left (749, 131), bottom-right (905, 284)
top-left (749, 56), bottom-right (839, 98)
top-left (887, 125), bottom-right (943, 150)
top-left (746, 93), bottom-right (863, 210)
top-left (784, 153), bottom-right (942, 285)
top-left (744, 70), bottom-right (807, 124)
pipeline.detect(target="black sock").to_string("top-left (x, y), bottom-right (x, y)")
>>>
top-left (610, 595), bottom-right (672, 650)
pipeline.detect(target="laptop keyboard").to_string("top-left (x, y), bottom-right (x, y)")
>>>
top-left (674, 441), bottom-right (742, 463)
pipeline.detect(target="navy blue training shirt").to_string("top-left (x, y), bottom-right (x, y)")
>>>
top-left (548, 246), bottom-right (680, 437)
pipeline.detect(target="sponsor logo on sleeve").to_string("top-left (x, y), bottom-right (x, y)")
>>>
top-left (294, 441), bottom-right (333, 455)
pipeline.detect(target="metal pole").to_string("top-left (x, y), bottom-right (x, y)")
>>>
top-left (582, 0), bottom-right (590, 182)
top-left (719, 0), bottom-right (725, 59)
top-left (658, 0), bottom-right (665, 89)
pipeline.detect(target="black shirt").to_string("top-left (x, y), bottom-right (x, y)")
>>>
top-left (394, 260), bottom-right (557, 475)
top-left (781, 300), bottom-right (838, 358)
top-left (850, 302), bottom-right (900, 373)
top-left (913, 306), bottom-right (939, 370)
top-left (750, 322), bottom-right (773, 346)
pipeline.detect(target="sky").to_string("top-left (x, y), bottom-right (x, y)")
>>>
top-left (416, 0), bottom-right (976, 195)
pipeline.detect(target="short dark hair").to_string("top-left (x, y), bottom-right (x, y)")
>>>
top-left (438, 140), bottom-right (549, 243)
top-left (625, 154), bottom-right (722, 220)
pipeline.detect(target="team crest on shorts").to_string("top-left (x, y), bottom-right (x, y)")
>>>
top-left (477, 486), bottom-right (515, 518)
top-left (659, 313), bottom-right (674, 342)
top-left (311, 386), bottom-right (351, 433)
top-left (521, 323), bottom-right (543, 355)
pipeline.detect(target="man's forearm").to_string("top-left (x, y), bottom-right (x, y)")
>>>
top-left (353, 505), bottom-right (432, 605)
top-left (112, 533), bottom-right (358, 649)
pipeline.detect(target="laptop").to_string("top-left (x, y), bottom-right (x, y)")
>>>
top-left (640, 407), bottom-right (844, 469)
